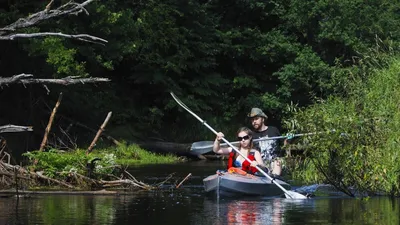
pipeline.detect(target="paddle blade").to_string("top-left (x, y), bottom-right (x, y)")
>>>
top-left (284, 191), bottom-right (308, 199)
top-left (190, 141), bottom-right (239, 155)
top-left (190, 141), bottom-right (214, 155)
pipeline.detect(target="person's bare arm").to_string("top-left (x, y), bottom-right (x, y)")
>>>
top-left (251, 150), bottom-right (265, 167)
top-left (213, 132), bottom-right (232, 154)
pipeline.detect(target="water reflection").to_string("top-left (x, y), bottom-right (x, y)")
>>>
top-left (193, 195), bottom-right (400, 225)
top-left (0, 189), bottom-right (399, 225)
top-left (0, 195), bottom-right (124, 225)
top-left (225, 199), bottom-right (284, 225)
top-left (0, 161), bottom-right (399, 225)
top-left (197, 197), bottom-right (291, 225)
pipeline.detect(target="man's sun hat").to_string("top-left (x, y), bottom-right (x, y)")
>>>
top-left (247, 108), bottom-right (268, 119)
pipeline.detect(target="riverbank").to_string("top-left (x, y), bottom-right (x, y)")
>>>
top-left (0, 143), bottom-right (186, 191)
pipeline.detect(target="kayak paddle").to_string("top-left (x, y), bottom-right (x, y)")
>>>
top-left (190, 132), bottom-right (321, 155)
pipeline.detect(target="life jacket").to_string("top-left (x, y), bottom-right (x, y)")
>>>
top-left (227, 151), bottom-right (259, 174)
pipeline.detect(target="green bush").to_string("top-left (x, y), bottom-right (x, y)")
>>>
top-left (286, 56), bottom-right (400, 197)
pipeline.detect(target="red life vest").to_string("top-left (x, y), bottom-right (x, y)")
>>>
top-left (227, 151), bottom-right (259, 174)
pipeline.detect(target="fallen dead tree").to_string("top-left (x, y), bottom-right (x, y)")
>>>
top-left (0, 160), bottom-right (163, 192)
top-left (0, 74), bottom-right (110, 87)
top-left (0, 125), bottom-right (33, 134)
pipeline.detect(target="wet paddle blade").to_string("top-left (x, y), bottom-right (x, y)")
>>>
top-left (190, 141), bottom-right (214, 155)
top-left (190, 141), bottom-right (239, 155)
top-left (284, 191), bottom-right (308, 199)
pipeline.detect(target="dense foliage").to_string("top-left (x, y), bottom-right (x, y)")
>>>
top-left (288, 54), bottom-right (400, 197)
top-left (1, 0), bottom-right (400, 144)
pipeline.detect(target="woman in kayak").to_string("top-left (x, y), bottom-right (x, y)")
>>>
top-left (213, 127), bottom-right (266, 174)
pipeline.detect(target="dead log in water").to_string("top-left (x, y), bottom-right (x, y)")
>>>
top-left (0, 161), bottom-right (158, 191)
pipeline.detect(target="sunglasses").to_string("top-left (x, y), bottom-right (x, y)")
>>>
top-left (237, 135), bottom-right (250, 141)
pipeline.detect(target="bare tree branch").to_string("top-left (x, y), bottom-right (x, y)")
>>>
top-left (0, 0), bottom-right (106, 45)
top-left (0, 73), bottom-right (33, 83)
top-left (0, 125), bottom-right (33, 133)
top-left (1, 0), bottom-right (96, 34)
top-left (87, 112), bottom-right (113, 154)
top-left (0, 74), bottom-right (110, 86)
top-left (0, 32), bottom-right (107, 44)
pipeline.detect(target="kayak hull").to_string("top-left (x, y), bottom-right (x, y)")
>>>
top-left (203, 172), bottom-right (291, 197)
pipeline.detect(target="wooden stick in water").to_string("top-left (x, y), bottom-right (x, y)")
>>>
top-left (176, 173), bottom-right (192, 188)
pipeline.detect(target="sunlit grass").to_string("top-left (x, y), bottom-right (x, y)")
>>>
top-left (23, 143), bottom-right (184, 178)
top-left (110, 143), bottom-right (185, 165)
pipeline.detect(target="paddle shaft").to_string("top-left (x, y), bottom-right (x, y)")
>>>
top-left (170, 92), bottom-right (300, 199)
top-left (191, 132), bottom-right (321, 152)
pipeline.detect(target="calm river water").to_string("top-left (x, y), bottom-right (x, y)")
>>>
top-left (0, 160), bottom-right (399, 225)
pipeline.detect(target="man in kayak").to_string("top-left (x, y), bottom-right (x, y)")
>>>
top-left (248, 108), bottom-right (290, 176)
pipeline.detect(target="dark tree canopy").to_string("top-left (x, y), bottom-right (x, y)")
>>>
top-left (1, 0), bottom-right (399, 145)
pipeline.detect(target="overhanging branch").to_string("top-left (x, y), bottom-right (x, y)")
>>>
top-left (0, 125), bottom-right (33, 133)
top-left (0, 0), bottom-right (106, 44)
top-left (1, 0), bottom-right (96, 34)
top-left (0, 74), bottom-right (110, 86)
top-left (0, 32), bottom-right (107, 44)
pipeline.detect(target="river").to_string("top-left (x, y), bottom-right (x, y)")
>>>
top-left (0, 160), bottom-right (398, 225)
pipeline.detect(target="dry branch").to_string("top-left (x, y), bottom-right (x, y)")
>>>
top-left (153, 172), bottom-right (175, 188)
top-left (0, 151), bottom-right (10, 164)
top-left (99, 179), bottom-right (154, 190)
top-left (0, 171), bottom-right (30, 180)
top-left (0, 0), bottom-right (105, 45)
top-left (39, 92), bottom-right (63, 151)
top-left (176, 173), bottom-right (192, 188)
top-left (1, 0), bottom-right (95, 32)
top-left (0, 161), bottom-right (75, 188)
top-left (72, 172), bottom-right (98, 184)
top-left (44, 111), bottom-right (121, 146)
top-left (87, 112), bottom-right (113, 154)
top-left (36, 171), bottom-right (74, 188)
top-left (0, 161), bottom-right (161, 191)
top-left (0, 125), bottom-right (33, 133)
top-left (0, 32), bottom-right (107, 44)
top-left (66, 120), bottom-right (121, 146)
top-left (0, 74), bottom-right (110, 86)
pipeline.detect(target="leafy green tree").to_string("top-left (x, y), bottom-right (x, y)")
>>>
top-left (2, 0), bottom-right (400, 144)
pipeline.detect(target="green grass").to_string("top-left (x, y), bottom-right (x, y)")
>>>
top-left (23, 143), bottom-right (184, 179)
top-left (111, 143), bottom-right (184, 165)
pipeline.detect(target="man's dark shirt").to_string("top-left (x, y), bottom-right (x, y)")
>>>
top-left (252, 126), bottom-right (284, 161)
